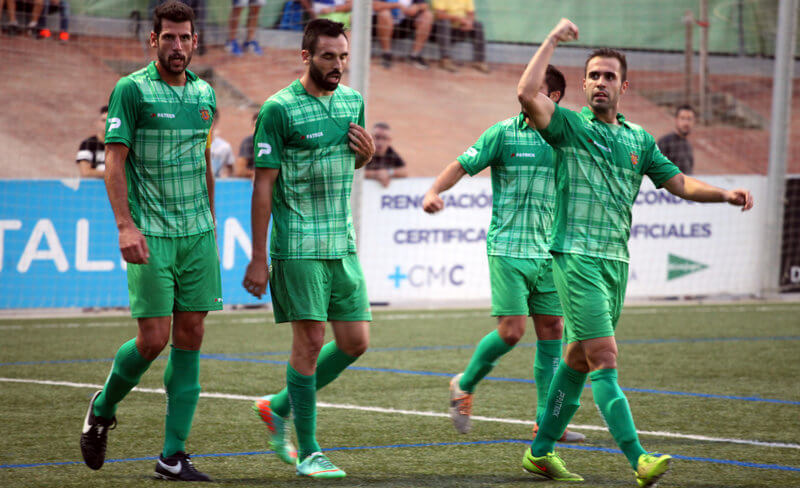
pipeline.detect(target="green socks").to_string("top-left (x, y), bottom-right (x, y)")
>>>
top-left (533, 340), bottom-right (562, 423)
top-left (590, 368), bottom-right (646, 469)
top-left (459, 329), bottom-right (515, 393)
top-left (93, 338), bottom-right (152, 419)
top-left (270, 341), bottom-right (358, 418)
top-left (286, 364), bottom-right (320, 460)
top-left (531, 362), bottom-right (587, 456)
top-left (162, 347), bottom-right (201, 457)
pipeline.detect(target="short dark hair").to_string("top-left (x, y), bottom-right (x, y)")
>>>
top-left (100, 105), bottom-right (108, 114)
top-left (675, 104), bottom-right (696, 117)
top-left (373, 122), bottom-right (390, 130)
top-left (153, 0), bottom-right (195, 36)
top-left (585, 48), bottom-right (628, 82)
top-left (302, 18), bottom-right (347, 55)
top-left (545, 65), bottom-right (566, 103)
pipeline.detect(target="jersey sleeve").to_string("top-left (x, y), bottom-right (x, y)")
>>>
top-left (104, 77), bottom-right (140, 147)
top-left (254, 100), bottom-right (288, 169)
top-left (538, 104), bottom-right (575, 148)
top-left (457, 124), bottom-right (504, 176)
top-left (643, 134), bottom-right (682, 188)
top-left (357, 98), bottom-right (366, 127)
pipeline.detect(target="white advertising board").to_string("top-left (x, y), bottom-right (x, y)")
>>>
top-left (359, 175), bottom-right (767, 304)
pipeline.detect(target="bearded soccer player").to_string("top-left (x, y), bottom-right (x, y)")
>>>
top-left (422, 65), bottom-right (584, 444)
top-left (242, 19), bottom-right (375, 479)
top-left (79, 1), bottom-right (221, 481)
top-left (516, 18), bottom-right (753, 487)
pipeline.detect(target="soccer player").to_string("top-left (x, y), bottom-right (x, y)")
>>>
top-left (79, 1), bottom-right (221, 481)
top-left (422, 65), bottom-right (584, 444)
top-left (515, 19), bottom-right (753, 487)
top-left (242, 19), bottom-right (375, 479)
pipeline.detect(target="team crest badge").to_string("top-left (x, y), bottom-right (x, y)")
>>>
top-left (630, 153), bottom-right (638, 166)
top-left (199, 108), bottom-right (210, 121)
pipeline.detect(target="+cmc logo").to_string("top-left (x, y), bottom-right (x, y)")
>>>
top-left (388, 265), bottom-right (464, 289)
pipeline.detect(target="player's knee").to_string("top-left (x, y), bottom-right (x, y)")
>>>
top-left (340, 339), bottom-right (368, 358)
top-left (498, 326), bottom-right (523, 345)
top-left (587, 350), bottom-right (618, 370)
top-left (138, 334), bottom-right (169, 360)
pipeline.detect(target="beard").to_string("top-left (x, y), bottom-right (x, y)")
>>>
top-left (158, 49), bottom-right (192, 76)
top-left (309, 59), bottom-right (341, 92)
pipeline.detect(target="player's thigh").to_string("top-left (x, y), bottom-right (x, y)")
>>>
top-left (551, 252), bottom-right (615, 343)
top-left (328, 254), bottom-right (372, 322)
top-left (489, 255), bottom-right (530, 316)
top-left (174, 231), bottom-right (223, 313)
top-left (127, 235), bottom-right (175, 318)
top-left (528, 258), bottom-right (564, 317)
top-left (270, 259), bottom-right (330, 323)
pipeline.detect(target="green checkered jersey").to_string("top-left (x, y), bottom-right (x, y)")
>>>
top-left (540, 105), bottom-right (681, 262)
top-left (457, 114), bottom-right (556, 259)
top-left (105, 62), bottom-right (216, 237)
top-left (254, 80), bottom-right (365, 259)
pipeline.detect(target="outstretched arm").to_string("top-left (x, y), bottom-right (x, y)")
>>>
top-left (422, 160), bottom-right (467, 213)
top-left (517, 18), bottom-right (578, 130)
top-left (662, 173), bottom-right (754, 211)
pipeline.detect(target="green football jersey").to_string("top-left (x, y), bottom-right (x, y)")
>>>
top-left (254, 80), bottom-right (365, 259)
top-left (457, 113), bottom-right (556, 259)
top-left (540, 105), bottom-right (681, 262)
top-left (105, 62), bottom-right (216, 237)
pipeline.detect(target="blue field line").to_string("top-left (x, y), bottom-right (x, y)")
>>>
top-left (3, 439), bottom-right (799, 472)
top-left (216, 335), bottom-right (800, 358)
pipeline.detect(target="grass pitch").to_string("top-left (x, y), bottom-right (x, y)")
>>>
top-left (1, 303), bottom-right (799, 487)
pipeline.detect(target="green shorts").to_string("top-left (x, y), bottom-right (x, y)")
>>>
top-left (269, 253), bottom-right (372, 324)
top-left (551, 252), bottom-right (628, 344)
top-left (488, 255), bottom-right (563, 317)
top-left (127, 230), bottom-right (222, 318)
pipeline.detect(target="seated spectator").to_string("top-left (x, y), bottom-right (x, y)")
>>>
top-left (234, 113), bottom-right (257, 178)
top-left (29, 0), bottom-right (70, 41)
top-left (76, 106), bottom-right (107, 179)
top-left (312, 0), bottom-right (352, 30)
top-left (373, 0), bottom-right (433, 70)
top-left (432, 0), bottom-right (488, 73)
top-left (365, 122), bottom-right (408, 187)
top-left (227, 0), bottom-right (264, 56)
top-left (210, 110), bottom-right (234, 178)
top-left (657, 104), bottom-right (696, 174)
top-left (1, 0), bottom-right (20, 35)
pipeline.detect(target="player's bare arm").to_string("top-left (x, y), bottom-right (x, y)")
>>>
top-left (423, 160), bottom-right (467, 214)
top-left (661, 173), bottom-right (754, 211)
top-left (104, 142), bottom-right (149, 264)
top-left (518, 18), bottom-right (578, 130)
top-left (243, 167), bottom-right (279, 298)
top-left (349, 122), bottom-right (375, 169)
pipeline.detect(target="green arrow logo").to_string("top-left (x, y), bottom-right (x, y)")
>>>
top-left (667, 254), bottom-right (709, 281)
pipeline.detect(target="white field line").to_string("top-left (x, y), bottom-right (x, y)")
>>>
top-left (2, 304), bottom-right (799, 331)
top-left (2, 376), bottom-right (798, 451)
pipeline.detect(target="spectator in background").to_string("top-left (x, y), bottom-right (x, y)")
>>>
top-left (234, 113), bottom-right (257, 178)
top-left (657, 104), bottom-right (696, 174)
top-left (0, 0), bottom-right (20, 35)
top-left (76, 106), bottom-right (107, 179)
top-left (210, 109), bottom-right (234, 177)
top-left (311, 0), bottom-right (352, 30)
top-left (227, 0), bottom-right (264, 56)
top-left (29, 0), bottom-right (70, 41)
top-left (432, 0), bottom-right (489, 73)
top-left (365, 122), bottom-right (407, 187)
top-left (373, 0), bottom-right (433, 70)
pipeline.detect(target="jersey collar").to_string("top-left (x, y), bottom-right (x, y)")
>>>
top-left (146, 61), bottom-right (198, 83)
top-left (516, 112), bottom-right (534, 132)
top-left (580, 106), bottom-right (630, 128)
